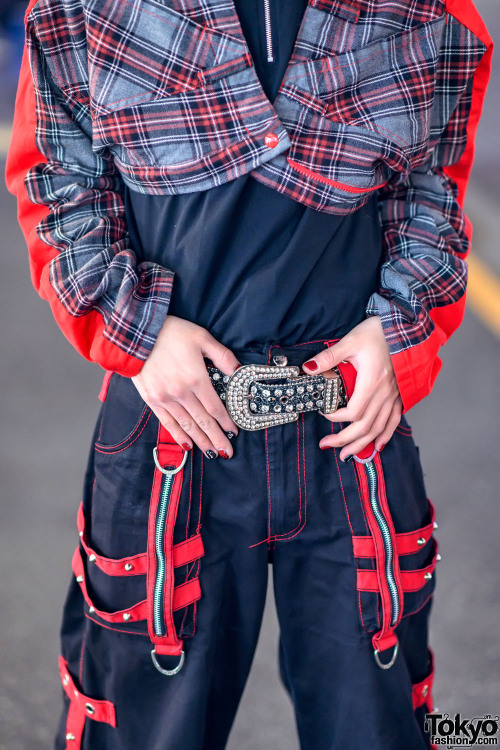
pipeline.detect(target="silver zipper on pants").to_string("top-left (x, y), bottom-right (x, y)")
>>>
top-left (153, 471), bottom-right (174, 636)
top-left (365, 460), bottom-right (400, 626)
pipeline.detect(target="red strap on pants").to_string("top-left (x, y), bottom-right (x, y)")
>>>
top-left (58, 656), bottom-right (116, 749)
top-left (146, 423), bottom-right (195, 657)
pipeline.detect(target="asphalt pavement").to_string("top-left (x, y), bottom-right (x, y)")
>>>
top-left (0, 2), bottom-right (499, 748)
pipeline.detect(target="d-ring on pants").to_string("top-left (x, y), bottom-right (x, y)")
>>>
top-left (55, 338), bottom-right (439, 750)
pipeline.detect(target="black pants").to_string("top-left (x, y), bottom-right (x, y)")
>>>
top-left (55, 339), bottom-right (438, 750)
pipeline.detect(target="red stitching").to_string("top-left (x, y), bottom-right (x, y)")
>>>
top-left (198, 453), bottom-right (203, 533)
top-left (78, 628), bottom-right (86, 685)
top-left (268, 416), bottom-right (304, 542)
top-left (332, 432), bottom-right (370, 633)
top-left (333, 429), bottom-right (354, 535)
top-left (280, 413), bottom-right (308, 541)
top-left (283, 22), bottom-right (443, 86)
top-left (94, 410), bottom-right (152, 454)
top-left (118, 0), bottom-right (245, 54)
top-left (374, 452), bottom-right (404, 627)
top-left (266, 429), bottom-right (272, 547)
top-left (351, 461), bottom-right (381, 629)
top-left (85, 614), bottom-right (147, 637)
top-left (348, 447), bottom-right (383, 628)
top-left (395, 424), bottom-right (413, 436)
top-left (185, 449), bottom-right (193, 539)
top-left (273, 414), bottom-right (307, 541)
top-left (287, 158), bottom-right (389, 193)
top-left (400, 589), bottom-right (434, 621)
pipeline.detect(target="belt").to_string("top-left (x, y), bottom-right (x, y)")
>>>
top-left (207, 355), bottom-right (348, 431)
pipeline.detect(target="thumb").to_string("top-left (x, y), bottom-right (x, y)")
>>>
top-left (302, 341), bottom-right (349, 374)
top-left (201, 334), bottom-right (241, 376)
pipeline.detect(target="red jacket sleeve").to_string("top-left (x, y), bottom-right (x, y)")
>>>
top-left (365, 0), bottom-right (493, 412)
top-left (4, 0), bottom-right (175, 376)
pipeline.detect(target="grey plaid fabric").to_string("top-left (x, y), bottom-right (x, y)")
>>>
top-left (5, 0), bottom-right (492, 407)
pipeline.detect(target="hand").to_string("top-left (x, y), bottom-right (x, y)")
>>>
top-left (132, 316), bottom-right (241, 458)
top-left (302, 316), bottom-right (403, 460)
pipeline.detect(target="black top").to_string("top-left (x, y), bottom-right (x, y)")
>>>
top-left (123, 0), bottom-right (383, 352)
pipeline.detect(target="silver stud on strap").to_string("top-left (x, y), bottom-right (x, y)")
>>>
top-left (124, 563), bottom-right (133, 571)
top-left (417, 537), bottom-right (426, 546)
top-left (88, 554), bottom-right (96, 563)
top-left (66, 733), bottom-right (75, 741)
top-left (122, 613), bottom-right (131, 621)
top-left (424, 572), bottom-right (433, 580)
top-left (85, 703), bottom-right (95, 715)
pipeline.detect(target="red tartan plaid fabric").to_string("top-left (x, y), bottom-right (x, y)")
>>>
top-left (4, 0), bottom-right (493, 409)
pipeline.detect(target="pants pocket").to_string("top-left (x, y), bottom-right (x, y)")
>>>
top-left (76, 404), bottom-right (206, 675)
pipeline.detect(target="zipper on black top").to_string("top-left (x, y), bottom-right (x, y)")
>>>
top-left (263, 0), bottom-right (274, 62)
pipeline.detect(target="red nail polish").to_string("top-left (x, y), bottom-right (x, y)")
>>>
top-left (320, 444), bottom-right (330, 450)
top-left (218, 450), bottom-right (229, 459)
top-left (303, 360), bottom-right (318, 371)
top-left (182, 443), bottom-right (192, 452)
top-left (378, 444), bottom-right (386, 452)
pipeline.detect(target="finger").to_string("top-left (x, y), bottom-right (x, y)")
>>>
top-left (337, 398), bottom-right (397, 461)
top-left (148, 403), bottom-right (193, 453)
top-left (200, 333), bottom-right (241, 377)
top-left (326, 365), bottom-right (389, 425)
top-left (302, 341), bottom-right (348, 374)
top-left (194, 373), bottom-right (240, 437)
top-left (374, 398), bottom-right (403, 451)
top-left (176, 393), bottom-right (234, 459)
top-left (319, 390), bottom-right (389, 450)
top-left (165, 399), bottom-right (222, 457)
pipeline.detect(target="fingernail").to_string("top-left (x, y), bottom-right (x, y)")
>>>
top-left (320, 444), bottom-right (331, 451)
top-left (303, 360), bottom-right (318, 371)
top-left (205, 450), bottom-right (217, 460)
top-left (182, 443), bottom-right (192, 452)
top-left (341, 454), bottom-right (353, 463)
top-left (378, 444), bottom-right (386, 452)
top-left (218, 450), bottom-right (230, 459)
top-left (226, 431), bottom-right (236, 440)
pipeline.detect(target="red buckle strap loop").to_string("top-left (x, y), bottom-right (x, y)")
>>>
top-left (97, 370), bottom-right (113, 403)
top-left (334, 360), bottom-right (376, 461)
top-left (58, 656), bottom-right (116, 749)
top-left (72, 546), bottom-right (201, 624)
top-left (357, 544), bottom-right (440, 594)
top-left (352, 499), bottom-right (437, 558)
top-left (76, 503), bottom-right (204, 576)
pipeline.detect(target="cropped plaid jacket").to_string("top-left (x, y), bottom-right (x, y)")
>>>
top-left (5, 0), bottom-right (493, 411)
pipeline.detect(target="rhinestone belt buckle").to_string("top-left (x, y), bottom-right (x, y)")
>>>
top-left (225, 361), bottom-right (342, 431)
